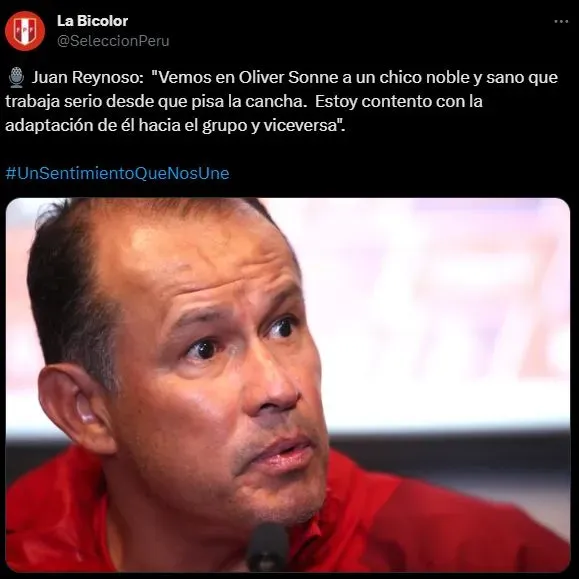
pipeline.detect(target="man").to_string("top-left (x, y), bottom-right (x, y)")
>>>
top-left (6, 197), bottom-right (569, 572)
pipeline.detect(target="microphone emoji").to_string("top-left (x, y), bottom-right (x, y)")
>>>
top-left (10, 67), bottom-right (24, 88)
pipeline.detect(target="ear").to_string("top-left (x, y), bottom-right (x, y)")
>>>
top-left (38, 363), bottom-right (118, 455)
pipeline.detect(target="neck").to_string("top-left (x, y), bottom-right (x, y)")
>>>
top-left (103, 467), bottom-right (250, 572)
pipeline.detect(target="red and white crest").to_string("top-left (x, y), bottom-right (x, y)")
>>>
top-left (13, 17), bottom-right (37, 46)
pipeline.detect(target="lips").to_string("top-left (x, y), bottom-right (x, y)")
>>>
top-left (253, 435), bottom-right (312, 462)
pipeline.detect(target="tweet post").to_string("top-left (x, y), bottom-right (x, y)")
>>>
top-left (2, 8), bottom-right (574, 194)
top-left (3, 4), bottom-right (572, 573)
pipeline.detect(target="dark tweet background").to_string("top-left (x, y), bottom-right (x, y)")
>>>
top-left (2, 7), bottom-right (575, 195)
top-left (3, 5), bottom-right (572, 541)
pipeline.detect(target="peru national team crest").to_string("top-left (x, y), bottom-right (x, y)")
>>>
top-left (15, 17), bottom-right (37, 45)
top-left (5, 11), bottom-right (45, 51)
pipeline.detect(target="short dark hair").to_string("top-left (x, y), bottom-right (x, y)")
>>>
top-left (26, 198), bottom-right (298, 392)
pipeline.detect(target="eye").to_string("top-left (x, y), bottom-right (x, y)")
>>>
top-left (186, 339), bottom-right (218, 361)
top-left (269, 316), bottom-right (299, 339)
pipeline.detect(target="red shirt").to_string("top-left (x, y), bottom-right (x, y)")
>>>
top-left (6, 445), bottom-right (569, 572)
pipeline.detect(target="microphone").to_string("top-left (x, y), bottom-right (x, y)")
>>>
top-left (246, 523), bottom-right (289, 572)
top-left (10, 67), bottom-right (24, 89)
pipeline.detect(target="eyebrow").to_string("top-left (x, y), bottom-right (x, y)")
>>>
top-left (164, 282), bottom-right (304, 342)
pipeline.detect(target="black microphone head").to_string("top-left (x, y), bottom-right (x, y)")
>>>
top-left (246, 522), bottom-right (289, 572)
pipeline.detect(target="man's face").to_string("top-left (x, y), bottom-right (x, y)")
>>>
top-left (95, 206), bottom-right (329, 531)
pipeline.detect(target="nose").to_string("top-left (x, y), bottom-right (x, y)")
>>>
top-left (241, 341), bottom-right (301, 417)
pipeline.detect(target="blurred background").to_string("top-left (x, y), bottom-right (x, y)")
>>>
top-left (5, 197), bottom-right (570, 540)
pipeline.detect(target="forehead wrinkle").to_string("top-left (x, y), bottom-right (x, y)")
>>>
top-left (170, 269), bottom-right (300, 312)
top-left (161, 272), bottom-right (302, 337)
top-left (164, 246), bottom-right (296, 298)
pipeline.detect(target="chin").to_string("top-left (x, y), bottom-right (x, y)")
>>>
top-left (254, 481), bottom-right (327, 527)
